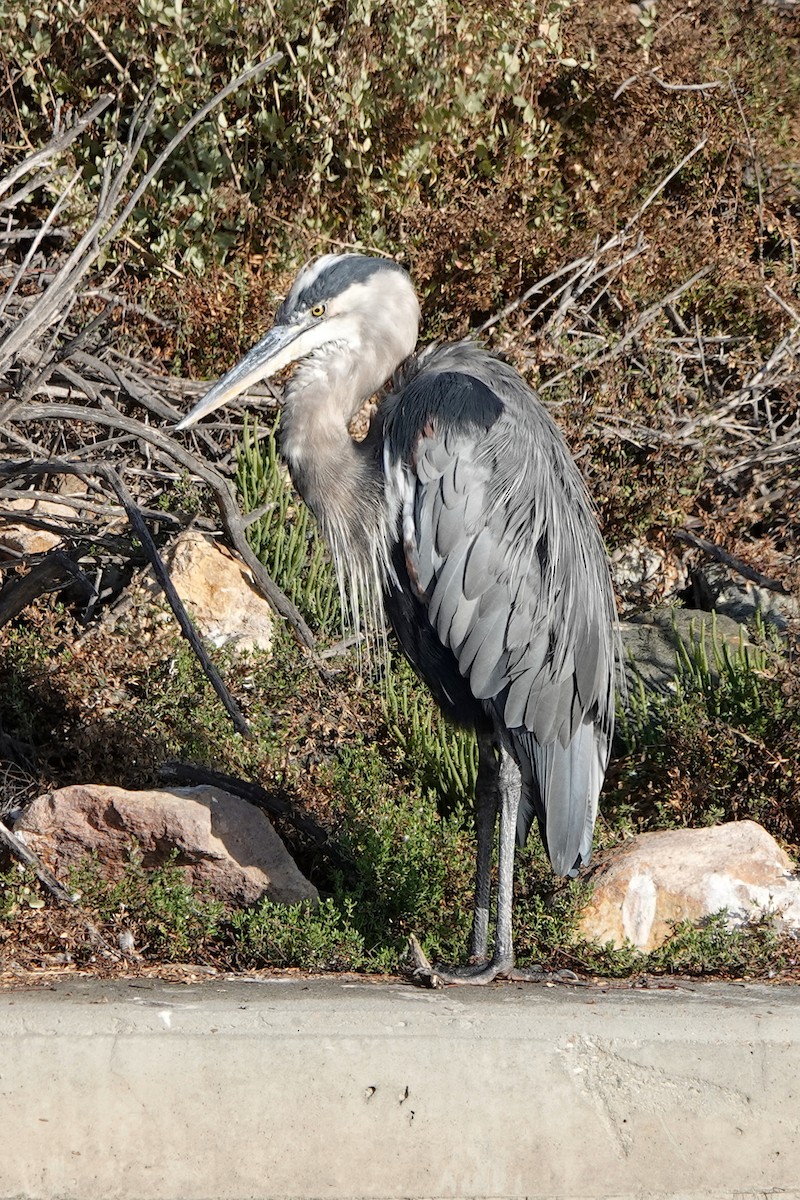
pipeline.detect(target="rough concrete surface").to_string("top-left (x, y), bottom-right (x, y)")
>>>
top-left (1, 977), bottom-right (799, 1200)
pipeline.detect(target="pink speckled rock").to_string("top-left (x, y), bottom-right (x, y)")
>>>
top-left (14, 783), bottom-right (317, 908)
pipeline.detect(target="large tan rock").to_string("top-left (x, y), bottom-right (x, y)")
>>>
top-left (13, 784), bottom-right (317, 908)
top-left (139, 531), bottom-right (274, 655)
top-left (0, 497), bottom-right (76, 555)
top-left (578, 820), bottom-right (800, 952)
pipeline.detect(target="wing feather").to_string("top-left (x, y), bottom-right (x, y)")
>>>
top-left (415, 437), bottom-right (451, 483)
top-left (462, 529), bottom-right (496, 600)
top-left (449, 591), bottom-right (481, 648)
top-left (384, 347), bottom-right (617, 877)
top-left (414, 482), bottom-right (440, 592)
top-left (434, 484), bottom-right (471, 557)
top-left (441, 458), bottom-right (461, 509)
top-left (469, 625), bottom-right (512, 699)
top-left (427, 538), bottom-right (471, 630)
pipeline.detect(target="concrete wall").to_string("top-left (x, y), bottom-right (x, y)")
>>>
top-left (1, 977), bottom-right (798, 1199)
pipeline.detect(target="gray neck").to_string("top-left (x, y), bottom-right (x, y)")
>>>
top-left (279, 353), bottom-right (389, 565)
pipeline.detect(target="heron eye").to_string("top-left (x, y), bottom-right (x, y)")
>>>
top-left (310, 303), bottom-right (326, 318)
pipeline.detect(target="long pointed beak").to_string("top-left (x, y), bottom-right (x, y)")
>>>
top-left (174, 322), bottom-right (305, 431)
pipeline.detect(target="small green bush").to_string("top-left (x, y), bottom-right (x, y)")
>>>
top-left (68, 847), bottom-right (224, 961)
top-left (577, 911), bottom-right (788, 981)
top-left (0, 864), bottom-right (47, 918)
top-left (327, 742), bottom-right (475, 968)
top-left (383, 653), bottom-right (478, 805)
top-left (0, 0), bottom-right (580, 272)
top-left (611, 619), bottom-right (800, 844)
top-left (230, 896), bottom-right (369, 972)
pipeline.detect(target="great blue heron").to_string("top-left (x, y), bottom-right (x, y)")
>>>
top-left (176, 253), bottom-right (617, 984)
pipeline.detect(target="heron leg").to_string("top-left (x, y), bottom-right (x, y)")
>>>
top-left (483, 745), bottom-right (519, 974)
top-left (413, 744), bottom-right (521, 987)
top-left (468, 731), bottom-right (500, 963)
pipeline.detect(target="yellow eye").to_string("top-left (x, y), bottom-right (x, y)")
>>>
top-left (311, 303), bottom-right (326, 318)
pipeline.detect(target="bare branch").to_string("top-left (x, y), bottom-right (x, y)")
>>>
top-left (0, 817), bottom-right (77, 904)
top-left (1, 458), bottom-right (253, 737)
top-left (649, 72), bottom-right (724, 93)
top-left (474, 255), bottom-right (591, 336)
top-left (0, 94), bottom-right (114, 203)
top-left (0, 56), bottom-right (283, 373)
top-left (0, 552), bottom-right (94, 628)
top-left (4, 404), bottom-right (324, 663)
top-left (475, 137), bottom-right (707, 341)
top-left (674, 529), bottom-right (792, 596)
top-left (624, 137), bottom-right (708, 231)
top-left (0, 816), bottom-right (121, 960)
top-left (98, 55), bottom-right (283, 252)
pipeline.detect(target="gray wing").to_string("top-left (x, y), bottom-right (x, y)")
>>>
top-left (385, 345), bottom-right (616, 876)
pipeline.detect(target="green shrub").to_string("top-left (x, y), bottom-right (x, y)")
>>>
top-left (0, 864), bottom-right (47, 918)
top-left (327, 742), bottom-right (475, 968)
top-left (611, 618), bottom-right (800, 844)
top-left (576, 911), bottom-right (789, 981)
top-left (230, 896), bottom-right (369, 972)
top-left (68, 847), bottom-right (224, 960)
top-left (0, 0), bottom-right (580, 272)
top-left (383, 653), bottom-right (478, 805)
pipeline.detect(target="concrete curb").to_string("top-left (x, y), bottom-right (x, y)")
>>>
top-left (1, 977), bottom-right (799, 1199)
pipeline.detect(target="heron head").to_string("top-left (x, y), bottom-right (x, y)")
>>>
top-left (175, 253), bottom-right (420, 430)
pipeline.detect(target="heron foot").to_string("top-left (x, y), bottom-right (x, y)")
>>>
top-left (428, 958), bottom-right (514, 986)
top-left (407, 934), bottom-right (445, 988)
top-left (407, 935), bottom-right (514, 987)
top-left (408, 938), bottom-right (584, 987)
top-left (430, 964), bottom-right (583, 986)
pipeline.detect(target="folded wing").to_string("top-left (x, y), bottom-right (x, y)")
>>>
top-left (384, 347), bottom-right (616, 875)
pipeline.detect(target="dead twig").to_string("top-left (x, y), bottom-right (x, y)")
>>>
top-left (0, 93), bottom-right (114, 204)
top-left (0, 817), bottom-right (121, 961)
top-left (0, 817), bottom-right (76, 904)
top-left (0, 552), bottom-right (95, 628)
top-left (63, 0), bottom-right (144, 100)
top-left (649, 72), bottom-right (724, 93)
top-left (1, 458), bottom-right (253, 738)
top-left (0, 56), bottom-right (283, 374)
top-left (674, 529), bottom-right (792, 595)
top-left (624, 136), bottom-right (708, 233)
top-left (540, 266), bottom-right (712, 392)
top-left (476, 138), bottom-right (707, 345)
top-left (597, 268), bottom-right (713, 364)
top-left (474, 255), bottom-right (592, 336)
top-left (5, 404), bottom-right (324, 664)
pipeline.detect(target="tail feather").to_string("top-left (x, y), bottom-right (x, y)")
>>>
top-left (513, 721), bottom-right (607, 876)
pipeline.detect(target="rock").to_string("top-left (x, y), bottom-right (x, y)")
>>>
top-left (578, 820), bottom-right (800, 952)
top-left (619, 607), bottom-right (752, 697)
top-left (139, 531), bottom-right (274, 656)
top-left (13, 784), bottom-right (317, 908)
top-left (611, 539), bottom-right (687, 607)
top-left (692, 562), bottom-right (799, 635)
top-left (0, 497), bottom-right (77, 556)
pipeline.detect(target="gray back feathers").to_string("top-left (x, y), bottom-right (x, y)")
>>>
top-left (384, 340), bottom-right (616, 873)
